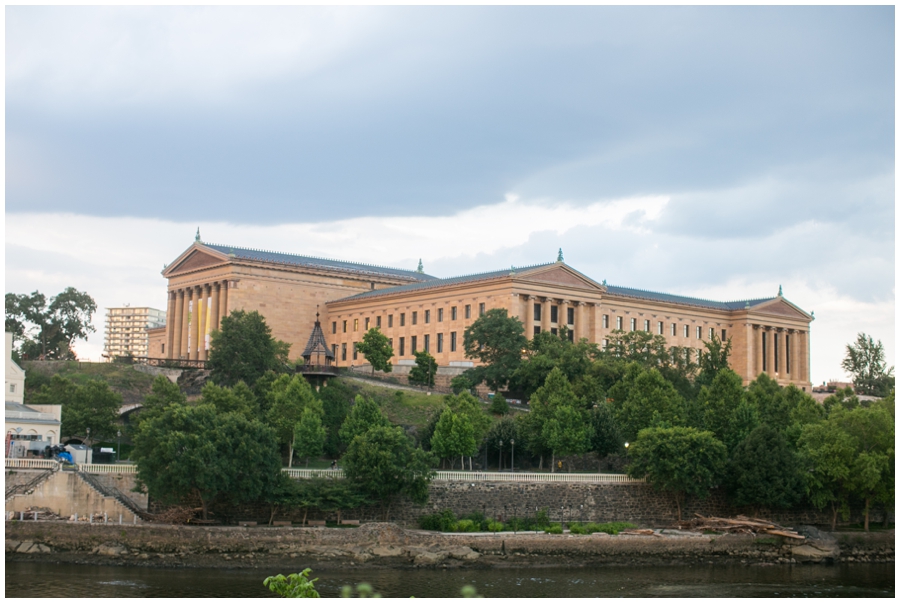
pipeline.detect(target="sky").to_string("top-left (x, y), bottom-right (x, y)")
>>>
top-left (5, 6), bottom-right (895, 386)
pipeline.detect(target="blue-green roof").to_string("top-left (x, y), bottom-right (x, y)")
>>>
top-left (203, 243), bottom-right (434, 281)
top-left (605, 285), bottom-right (776, 311)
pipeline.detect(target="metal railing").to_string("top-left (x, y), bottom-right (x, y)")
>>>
top-left (6, 466), bottom-right (57, 499)
top-left (77, 471), bottom-right (150, 520)
top-left (282, 468), bottom-right (345, 479)
top-left (130, 356), bottom-right (209, 370)
top-left (5, 459), bottom-right (60, 470)
top-left (77, 464), bottom-right (138, 474)
top-left (296, 365), bottom-right (340, 376)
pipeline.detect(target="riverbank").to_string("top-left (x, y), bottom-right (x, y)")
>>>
top-left (5, 521), bottom-right (894, 570)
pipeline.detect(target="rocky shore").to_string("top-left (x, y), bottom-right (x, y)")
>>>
top-left (5, 521), bottom-right (894, 570)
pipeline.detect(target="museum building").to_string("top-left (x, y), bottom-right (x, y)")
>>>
top-left (152, 237), bottom-right (813, 390)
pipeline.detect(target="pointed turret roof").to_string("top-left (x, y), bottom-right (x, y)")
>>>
top-left (301, 312), bottom-right (334, 361)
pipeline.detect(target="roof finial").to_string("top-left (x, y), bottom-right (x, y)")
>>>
top-left (745, 301), bottom-right (750, 309)
top-left (195, 227), bottom-right (201, 242)
top-left (316, 304), bottom-right (320, 322)
top-left (778, 284), bottom-right (783, 296)
top-left (557, 248), bottom-right (564, 262)
top-left (602, 279), bottom-right (607, 286)
top-left (417, 258), bottom-right (424, 273)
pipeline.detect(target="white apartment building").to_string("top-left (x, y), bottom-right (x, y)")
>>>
top-left (104, 306), bottom-right (167, 360)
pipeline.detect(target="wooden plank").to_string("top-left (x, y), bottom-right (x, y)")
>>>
top-left (307, 520), bottom-right (326, 526)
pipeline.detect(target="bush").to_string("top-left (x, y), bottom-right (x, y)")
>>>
top-left (487, 521), bottom-right (505, 533)
top-left (461, 511), bottom-right (489, 531)
top-left (535, 507), bottom-right (551, 529)
top-left (568, 523), bottom-right (587, 535)
top-left (544, 523), bottom-right (563, 534)
top-left (454, 519), bottom-right (478, 533)
top-left (489, 394), bottom-right (509, 415)
top-left (418, 509), bottom-right (457, 532)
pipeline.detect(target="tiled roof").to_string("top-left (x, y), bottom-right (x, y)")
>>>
top-left (604, 285), bottom-right (776, 311)
top-left (203, 243), bottom-right (435, 281)
top-left (332, 263), bottom-right (557, 303)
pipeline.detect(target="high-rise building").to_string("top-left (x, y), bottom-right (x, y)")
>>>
top-left (104, 306), bottom-right (167, 360)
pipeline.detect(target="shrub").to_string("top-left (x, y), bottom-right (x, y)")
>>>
top-left (534, 507), bottom-right (551, 529)
top-left (455, 519), bottom-right (478, 533)
top-left (461, 511), bottom-right (489, 531)
top-left (544, 523), bottom-right (563, 534)
top-left (487, 521), bottom-right (505, 533)
top-left (489, 394), bottom-right (509, 415)
top-left (568, 523), bottom-right (587, 535)
top-left (418, 509), bottom-right (457, 532)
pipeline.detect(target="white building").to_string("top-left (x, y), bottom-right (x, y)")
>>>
top-left (104, 306), bottom-right (167, 359)
top-left (5, 332), bottom-right (61, 457)
top-left (6, 332), bottom-right (25, 404)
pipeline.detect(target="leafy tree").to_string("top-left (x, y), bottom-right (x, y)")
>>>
top-left (604, 329), bottom-right (669, 366)
top-left (408, 350), bottom-right (438, 388)
top-left (134, 375), bottom-right (187, 428)
top-left (314, 477), bottom-right (369, 524)
top-left (54, 380), bottom-right (122, 445)
top-left (697, 369), bottom-right (744, 447)
top-left (511, 331), bottom-right (598, 400)
top-left (489, 393), bottom-right (510, 415)
top-left (746, 373), bottom-right (789, 429)
top-left (589, 401), bottom-right (623, 460)
top-left (627, 426), bottom-right (726, 520)
top-left (209, 310), bottom-right (291, 387)
top-left (132, 404), bottom-right (281, 520)
top-left (798, 420), bottom-right (856, 531)
top-left (264, 568), bottom-right (320, 598)
top-left (199, 381), bottom-right (257, 420)
top-left (266, 375), bottom-right (323, 467)
top-left (696, 333), bottom-right (733, 388)
top-left (823, 387), bottom-right (862, 415)
top-left (542, 404), bottom-right (593, 471)
top-left (783, 384), bottom-right (825, 445)
top-left (294, 408), bottom-right (327, 467)
top-left (356, 328), bottom-right (394, 374)
top-left (342, 424), bottom-right (435, 518)
top-left (462, 308), bottom-right (528, 391)
top-left (319, 379), bottom-right (353, 457)
top-left (519, 367), bottom-right (582, 469)
top-left (446, 391), bottom-right (492, 443)
top-left (608, 363), bottom-right (686, 443)
top-left (5, 288), bottom-right (97, 360)
top-left (339, 395), bottom-right (390, 447)
top-left (430, 408), bottom-right (477, 469)
top-left (724, 399), bottom-right (760, 453)
top-left (450, 373), bottom-right (477, 395)
top-left (727, 425), bottom-right (803, 514)
top-left (485, 416), bottom-right (518, 470)
top-left (842, 333), bottom-right (895, 396)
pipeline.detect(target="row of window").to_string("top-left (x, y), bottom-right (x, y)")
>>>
top-left (761, 332), bottom-right (792, 374)
top-left (532, 304), bottom-right (576, 325)
top-left (600, 314), bottom-right (725, 341)
top-left (334, 303), bottom-right (487, 334)
top-left (334, 331), bottom-right (459, 362)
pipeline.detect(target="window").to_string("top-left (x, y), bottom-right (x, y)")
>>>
top-left (683, 324), bottom-right (689, 337)
top-left (161, 343), bottom-right (165, 354)
top-left (389, 338), bottom-right (393, 350)
top-left (630, 318), bottom-right (637, 331)
top-left (411, 336), bottom-right (418, 353)
top-left (534, 326), bottom-right (541, 335)
top-left (616, 316), bottom-right (623, 330)
top-left (550, 305), bottom-right (558, 323)
top-left (451, 306), bottom-right (458, 320)
top-left (465, 305), bottom-right (471, 319)
top-left (451, 332), bottom-right (457, 352)
top-left (412, 311), bottom-right (418, 325)
top-left (353, 343), bottom-right (358, 360)
top-left (644, 319), bottom-right (650, 332)
top-left (567, 329), bottom-right (574, 342)
top-left (479, 303), bottom-right (485, 316)
top-left (567, 307), bottom-right (575, 325)
top-left (10, 384), bottom-right (16, 393)
top-left (603, 314), bottom-right (609, 329)
top-left (437, 333), bottom-right (444, 353)
top-left (533, 303), bottom-right (542, 321)
top-left (438, 308), bottom-right (443, 322)
top-left (388, 314), bottom-right (393, 328)
top-left (602, 339), bottom-right (609, 349)
top-left (696, 326), bottom-right (702, 339)
top-left (551, 328), bottom-right (558, 336)
top-left (709, 327), bottom-right (715, 340)
top-left (400, 313), bottom-right (406, 327)
top-left (341, 343), bottom-right (347, 361)
top-left (377, 316), bottom-right (382, 328)
top-left (332, 321), bottom-right (337, 334)
top-left (671, 323), bottom-right (676, 336)
top-left (785, 335), bottom-right (791, 374)
top-left (657, 321), bottom-right (664, 335)
top-left (721, 329), bottom-right (726, 341)
top-left (761, 331), bottom-right (767, 371)
top-left (354, 318), bottom-right (359, 332)
top-left (365, 317), bottom-right (370, 330)
top-left (399, 337), bottom-right (405, 356)
top-left (342, 320), bottom-right (347, 333)
top-left (424, 334), bottom-right (430, 353)
top-left (332, 344), bottom-right (338, 359)
top-left (423, 310), bottom-right (429, 324)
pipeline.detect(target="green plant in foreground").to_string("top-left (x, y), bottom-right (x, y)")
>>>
top-left (264, 569), bottom-right (320, 598)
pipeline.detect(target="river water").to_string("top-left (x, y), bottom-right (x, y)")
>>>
top-left (5, 561), bottom-right (894, 597)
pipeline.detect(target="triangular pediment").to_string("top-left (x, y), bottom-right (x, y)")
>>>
top-left (750, 298), bottom-right (812, 321)
top-left (516, 264), bottom-right (606, 291)
top-left (163, 244), bottom-right (230, 277)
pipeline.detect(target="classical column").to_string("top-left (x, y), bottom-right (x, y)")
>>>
top-left (172, 289), bottom-right (184, 360)
top-left (181, 288), bottom-right (192, 359)
top-left (592, 303), bottom-right (601, 345)
top-left (576, 302), bottom-right (586, 341)
top-left (166, 291), bottom-right (176, 359)
top-left (219, 280), bottom-right (229, 324)
top-left (754, 326), bottom-right (763, 378)
top-left (801, 330), bottom-right (810, 384)
top-left (198, 284), bottom-right (210, 361)
top-left (744, 323), bottom-right (754, 381)
top-left (789, 331), bottom-right (798, 381)
top-left (542, 298), bottom-right (552, 333)
top-left (210, 283), bottom-right (220, 335)
top-left (525, 296), bottom-right (535, 340)
top-left (190, 286), bottom-right (201, 360)
top-left (764, 328), bottom-right (775, 377)
top-left (774, 331), bottom-right (781, 377)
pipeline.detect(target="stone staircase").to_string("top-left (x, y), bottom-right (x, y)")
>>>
top-left (76, 471), bottom-right (152, 520)
top-left (5, 468), bottom-right (57, 501)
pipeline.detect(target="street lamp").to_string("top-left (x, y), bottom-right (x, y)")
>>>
top-left (117, 430), bottom-right (121, 462)
top-left (498, 440), bottom-right (503, 472)
top-left (86, 427), bottom-right (91, 447)
top-left (511, 438), bottom-right (515, 473)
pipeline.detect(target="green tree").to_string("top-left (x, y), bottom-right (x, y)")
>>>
top-left (608, 363), bottom-right (686, 443)
top-left (696, 333), bottom-right (733, 388)
top-left (266, 375), bottom-right (323, 467)
top-left (485, 416), bottom-right (518, 470)
top-left (697, 369), bottom-right (744, 447)
top-left (724, 399), bottom-right (760, 452)
top-left (339, 395), bottom-right (390, 447)
top-left (430, 408), bottom-right (477, 469)
top-left (519, 368), bottom-right (582, 469)
top-left (209, 310), bottom-right (291, 387)
top-left (489, 393), bottom-right (510, 415)
top-left (823, 387), bottom-right (862, 415)
top-left (462, 308), bottom-right (528, 391)
top-left (199, 381), bottom-right (257, 420)
top-left (294, 408), bottom-right (327, 467)
top-left (798, 420), bottom-right (856, 531)
top-left (56, 380), bottom-right (122, 445)
top-left (408, 350), bottom-right (438, 388)
top-left (746, 373), bottom-right (789, 429)
top-left (627, 426), bottom-right (726, 520)
top-left (132, 404), bottom-right (281, 520)
top-left (356, 328), bottom-right (394, 374)
top-left (446, 391), bottom-right (492, 443)
top-left (5, 288), bottom-right (97, 360)
top-left (319, 379), bottom-right (353, 457)
top-left (342, 425), bottom-right (435, 519)
top-left (589, 401), bottom-right (623, 460)
top-left (511, 331), bottom-right (598, 400)
top-left (727, 425), bottom-right (803, 514)
top-left (542, 404), bottom-right (593, 471)
top-left (264, 568), bottom-right (320, 598)
top-left (842, 333), bottom-right (895, 396)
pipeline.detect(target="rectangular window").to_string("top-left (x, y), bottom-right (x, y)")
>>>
top-left (567, 329), bottom-right (574, 342)
top-left (161, 343), bottom-right (165, 354)
top-left (709, 327), bottom-right (715, 340)
top-left (389, 338), bottom-right (393, 350)
top-left (10, 384), bottom-right (16, 393)
top-left (551, 327), bottom-right (558, 336)
top-left (550, 305), bottom-right (558, 323)
top-left (343, 320), bottom-right (347, 333)
top-left (354, 318), bottom-right (359, 332)
top-left (388, 314), bottom-right (393, 328)
top-left (424, 334), bottom-right (430, 353)
top-left (534, 303), bottom-right (542, 321)
top-left (479, 303), bottom-right (485, 316)
top-left (332, 321), bottom-right (337, 334)
top-left (377, 316), bottom-right (382, 328)
top-left (400, 313), bottom-right (406, 327)
top-left (785, 334), bottom-right (791, 374)
top-left (644, 319), bottom-right (650, 332)
top-left (437, 333), bottom-right (444, 353)
top-left (425, 310), bottom-right (430, 324)
top-left (412, 311), bottom-right (417, 325)
top-left (341, 343), bottom-right (347, 361)
top-left (671, 323), bottom-right (676, 336)
top-left (465, 305), bottom-right (471, 319)
top-left (696, 326), bottom-right (702, 339)
top-left (567, 307), bottom-right (575, 325)
top-left (365, 317), bottom-right (370, 330)
top-left (774, 333), bottom-right (780, 373)
top-left (603, 314), bottom-right (609, 329)
top-left (399, 337), bottom-right (405, 356)
top-left (602, 338), bottom-right (609, 349)
top-left (630, 318), bottom-right (637, 331)
top-left (616, 316), bottom-right (623, 330)
top-left (534, 326), bottom-right (541, 335)
top-left (411, 335), bottom-right (418, 354)
top-left (761, 331), bottom-right (767, 371)
top-left (657, 321), bottom-right (664, 335)
top-left (721, 328), bottom-right (726, 341)
top-left (451, 332), bottom-right (457, 352)
top-left (684, 324), bottom-right (689, 338)
top-left (438, 308), bottom-right (443, 322)
top-left (353, 343), bottom-right (358, 360)
top-left (451, 306), bottom-right (458, 320)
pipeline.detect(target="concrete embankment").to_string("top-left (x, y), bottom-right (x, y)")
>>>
top-left (5, 522), bottom-right (894, 570)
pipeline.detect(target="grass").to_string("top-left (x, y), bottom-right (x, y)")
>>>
top-left (23, 360), bottom-right (157, 406)
top-left (339, 379), bottom-right (446, 430)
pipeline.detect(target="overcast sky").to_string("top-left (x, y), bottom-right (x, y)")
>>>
top-left (5, 6), bottom-right (895, 386)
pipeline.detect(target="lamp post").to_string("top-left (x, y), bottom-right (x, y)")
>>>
top-left (85, 427), bottom-right (91, 448)
top-left (511, 438), bottom-right (515, 473)
top-left (117, 430), bottom-right (121, 463)
top-left (498, 440), bottom-right (503, 472)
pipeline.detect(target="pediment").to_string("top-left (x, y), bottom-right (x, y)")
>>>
top-left (751, 298), bottom-right (811, 321)
top-left (516, 264), bottom-right (605, 291)
top-left (163, 246), bottom-right (229, 277)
